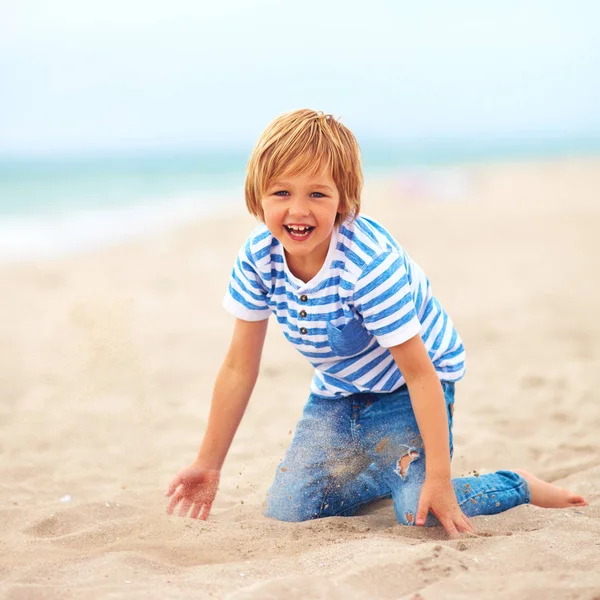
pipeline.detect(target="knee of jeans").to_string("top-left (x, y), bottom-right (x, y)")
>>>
top-left (393, 496), bottom-right (419, 526)
top-left (264, 476), bottom-right (323, 523)
top-left (393, 497), bottom-right (440, 527)
top-left (264, 491), bottom-right (319, 523)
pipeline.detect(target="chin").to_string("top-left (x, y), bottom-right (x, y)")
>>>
top-left (283, 243), bottom-right (313, 256)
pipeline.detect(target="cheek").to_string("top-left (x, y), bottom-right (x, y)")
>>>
top-left (318, 201), bottom-right (340, 226)
top-left (262, 204), bottom-right (285, 227)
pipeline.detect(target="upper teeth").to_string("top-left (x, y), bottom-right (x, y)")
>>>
top-left (288, 225), bottom-right (311, 232)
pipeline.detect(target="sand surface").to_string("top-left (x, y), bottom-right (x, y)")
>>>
top-left (1, 157), bottom-right (599, 599)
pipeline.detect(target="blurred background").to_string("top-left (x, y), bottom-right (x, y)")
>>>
top-left (1, 0), bottom-right (599, 261)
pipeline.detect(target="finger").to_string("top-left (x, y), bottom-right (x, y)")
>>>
top-left (166, 492), bottom-right (183, 515)
top-left (178, 498), bottom-right (193, 517)
top-left (165, 476), bottom-right (182, 497)
top-left (458, 514), bottom-right (476, 535)
top-left (189, 503), bottom-right (203, 520)
top-left (441, 518), bottom-right (461, 539)
top-left (415, 499), bottom-right (429, 527)
top-left (199, 501), bottom-right (213, 521)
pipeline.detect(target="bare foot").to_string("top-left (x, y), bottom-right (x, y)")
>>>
top-left (514, 469), bottom-right (589, 508)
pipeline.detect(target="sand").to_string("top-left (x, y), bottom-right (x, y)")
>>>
top-left (1, 157), bottom-right (599, 599)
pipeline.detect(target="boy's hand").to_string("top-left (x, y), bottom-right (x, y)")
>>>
top-left (165, 464), bottom-right (220, 519)
top-left (416, 477), bottom-right (476, 538)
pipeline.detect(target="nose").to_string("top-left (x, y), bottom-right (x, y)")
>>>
top-left (288, 195), bottom-right (310, 217)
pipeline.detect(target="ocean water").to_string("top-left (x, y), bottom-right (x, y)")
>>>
top-left (1, 139), bottom-right (598, 262)
top-left (0, 151), bottom-right (248, 262)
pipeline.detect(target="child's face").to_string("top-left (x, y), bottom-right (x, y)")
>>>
top-left (261, 168), bottom-right (340, 265)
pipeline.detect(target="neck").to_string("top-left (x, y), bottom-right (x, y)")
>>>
top-left (285, 235), bottom-right (331, 283)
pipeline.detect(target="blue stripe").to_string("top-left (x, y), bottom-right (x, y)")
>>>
top-left (269, 270), bottom-right (286, 281)
top-left (369, 311), bottom-right (417, 337)
top-left (358, 275), bottom-right (404, 310)
top-left (438, 362), bottom-right (464, 373)
top-left (232, 271), bottom-right (265, 301)
top-left (269, 294), bottom-right (341, 309)
top-left (240, 261), bottom-right (260, 276)
top-left (440, 343), bottom-right (463, 362)
top-left (234, 264), bottom-right (264, 291)
top-left (381, 368), bottom-right (402, 391)
top-left (339, 225), bottom-right (354, 242)
top-left (307, 308), bottom-right (345, 320)
top-left (276, 320), bottom-right (328, 336)
top-left (355, 219), bottom-right (379, 245)
top-left (228, 286), bottom-right (267, 311)
top-left (321, 372), bottom-right (360, 393)
top-left (420, 298), bottom-right (435, 324)
top-left (253, 229), bottom-right (271, 244)
top-left (340, 225), bottom-right (377, 259)
top-left (431, 312), bottom-right (449, 353)
top-left (422, 304), bottom-right (442, 342)
top-left (337, 243), bottom-right (366, 269)
top-left (323, 346), bottom-right (385, 376)
top-left (362, 363), bottom-right (396, 390)
top-left (360, 217), bottom-right (399, 250)
top-left (339, 278), bottom-right (353, 291)
top-left (307, 275), bottom-right (356, 294)
top-left (353, 255), bottom-right (402, 302)
top-left (301, 350), bottom-right (338, 359)
top-left (272, 307), bottom-right (346, 321)
top-left (447, 329), bottom-right (457, 353)
top-left (254, 243), bottom-right (271, 261)
top-left (359, 275), bottom-right (411, 312)
top-left (344, 353), bottom-right (392, 380)
top-left (283, 332), bottom-right (331, 348)
top-left (415, 283), bottom-right (423, 314)
top-left (305, 294), bottom-right (341, 306)
top-left (313, 275), bottom-right (341, 293)
top-left (362, 297), bottom-right (411, 323)
top-left (353, 236), bottom-right (378, 259)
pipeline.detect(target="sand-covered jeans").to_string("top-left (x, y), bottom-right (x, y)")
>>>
top-left (265, 382), bottom-right (531, 525)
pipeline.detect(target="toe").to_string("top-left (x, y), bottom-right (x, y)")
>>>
top-left (568, 495), bottom-right (588, 507)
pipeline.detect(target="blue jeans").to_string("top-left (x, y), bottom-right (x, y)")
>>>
top-left (265, 382), bottom-right (530, 525)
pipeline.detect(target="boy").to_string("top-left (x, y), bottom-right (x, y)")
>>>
top-left (166, 109), bottom-right (587, 537)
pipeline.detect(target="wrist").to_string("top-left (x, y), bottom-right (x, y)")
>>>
top-left (425, 466), bottom-right (452, 481)
top-left (194, 455), bottom-right (223, 471)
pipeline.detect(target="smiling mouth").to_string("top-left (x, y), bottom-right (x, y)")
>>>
top-left (284, 225), bottom-right (315, 240)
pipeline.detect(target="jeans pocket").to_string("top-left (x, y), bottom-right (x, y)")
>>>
top-left (326, 318), bottom-right (373, 357)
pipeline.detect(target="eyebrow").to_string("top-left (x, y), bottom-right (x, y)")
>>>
top-left (271, 181), bottom-right (334, 192)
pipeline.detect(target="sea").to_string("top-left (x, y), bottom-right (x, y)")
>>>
top-left (1, 139), bottom-right (598, 263)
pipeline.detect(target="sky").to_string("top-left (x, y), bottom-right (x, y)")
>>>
top-left (1, 0), bottom-right (599, 157)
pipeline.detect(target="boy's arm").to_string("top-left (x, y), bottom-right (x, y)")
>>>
top-left (195, 317), bottom-right (269, 469)
top-left (388, 335), bottom-right (475, 537)
top-left (166, 317), bottom-right (268, 518)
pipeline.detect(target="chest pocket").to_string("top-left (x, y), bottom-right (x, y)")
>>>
top-left (326, 317), bottom-right (373, 358)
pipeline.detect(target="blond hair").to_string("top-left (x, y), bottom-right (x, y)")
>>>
top-left (245, 109), bottom-right (363, 224)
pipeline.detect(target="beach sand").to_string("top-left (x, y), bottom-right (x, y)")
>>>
top-left (1, 157), bottom-right (599, 599)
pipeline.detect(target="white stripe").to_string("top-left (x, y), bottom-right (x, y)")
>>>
top-left (356, 251), bottom-right (400, 290)
top-left (322, 345), bottom-right (388, 379)
top-left (365, 302), bottom-right (415, 330)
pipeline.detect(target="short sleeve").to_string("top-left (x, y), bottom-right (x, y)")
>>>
top-left (223, 240), bottom-right (271, 321)
top-left (353, 250), bottom-right (421, 348)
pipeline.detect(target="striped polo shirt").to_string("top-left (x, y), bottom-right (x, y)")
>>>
top-left (223, 214), bottom-right (465, 398)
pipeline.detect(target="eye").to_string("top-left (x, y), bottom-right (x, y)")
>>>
top-left (310, 192), bottom-right (326, 198)
top-left (273, 190), bottom-right (289, 197)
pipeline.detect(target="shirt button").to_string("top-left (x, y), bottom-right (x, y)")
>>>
top-left (299, 310), bottom-right (307, 318)
top-left (300, 327), bottom-right (308, 335)
top-left (300, 294), bottom-right (308, 302)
